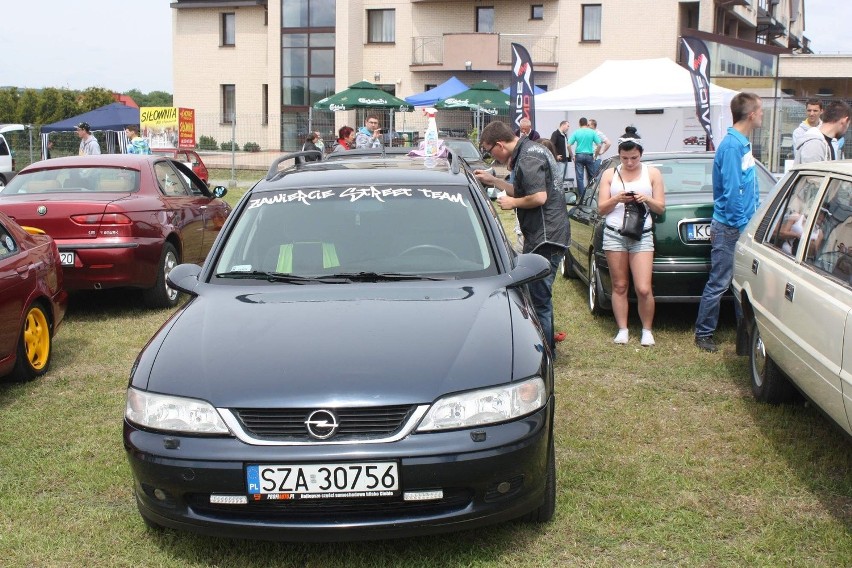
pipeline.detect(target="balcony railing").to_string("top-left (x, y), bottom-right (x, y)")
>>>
top-left (412, 34), bottom-right (557, 66)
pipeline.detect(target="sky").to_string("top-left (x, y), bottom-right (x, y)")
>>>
top-left (0, 1), bottom-right (848, 95)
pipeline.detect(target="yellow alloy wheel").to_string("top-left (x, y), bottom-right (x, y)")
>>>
top-left (23, 306), bottom-right (51, 371)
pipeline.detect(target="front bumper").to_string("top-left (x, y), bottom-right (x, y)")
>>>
top-left (124, 402), bottom-right (553, 541)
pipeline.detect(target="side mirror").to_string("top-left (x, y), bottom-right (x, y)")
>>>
top-left (502, 253), bottom-right (551, 288)
top-left (166, 263), bottom-right (202, 295)
top-left (213, 185), bottom-right (228, 198)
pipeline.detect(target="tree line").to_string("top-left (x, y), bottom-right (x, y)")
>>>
top-left (0, 86), bottom-right (173, 126)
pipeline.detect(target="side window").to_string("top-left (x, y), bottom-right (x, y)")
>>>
top-left (806, 177), bottom-right (852, 285)
top-left (154, 161), bottom-right (189, 197)
top-left (0, 223), bottom-right (18, 258)
top-left (0, 136), bottom-right (8, 156)
top-left (765, 174), bottom-right (825, 257)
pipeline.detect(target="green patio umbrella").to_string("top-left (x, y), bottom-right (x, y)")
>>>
top-left (435, 81), bottom-right (510, 144)
top-left (313, 81), bottom-right (414, 112)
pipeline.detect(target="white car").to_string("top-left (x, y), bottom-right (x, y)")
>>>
top-left (732, 161), bottom-right (852, 439)
top-left (0, 124), bottom-right (26, 188)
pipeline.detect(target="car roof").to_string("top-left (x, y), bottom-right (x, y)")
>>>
top-left (786, 158), bottom-right (852, 175)
top-left (256, 150), bottom-right (471, 191)
top-left (19, 154), bottom-right (164, 172)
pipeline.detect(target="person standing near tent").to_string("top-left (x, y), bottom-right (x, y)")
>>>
top-left (568, 117), bottom-right (601, 201)
top-left (355, 115), bottom-right (383, 149)
top-left (694, 92), bottom-right (763, 353)
top-left (76, 122), bottom-right (100, 155)
top-left (125, 125), bottom-right (151, 155)
top-left (549, 120), bottom-right (571, 186)
top-left (793, 101), bottom-right (851, 164)
top-left (589, 119), bottom-right (611, 170)
top-left (332, 126), bottom-right (356, 153)
top-left (515, 118), bottom-right (541, 141)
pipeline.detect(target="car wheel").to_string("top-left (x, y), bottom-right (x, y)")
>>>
top-left (749, 317), bottom-right (796, 404)
top-left (142, 243), bottom-right (180, 309)
top-left (588, 258), bottom-right (605, 315)
top-left (522, 436), bottom-right (556, 523)
top-left (559, 251), bottom-right (577, 279)
top-left (10, 302), bottom-right (52, 382)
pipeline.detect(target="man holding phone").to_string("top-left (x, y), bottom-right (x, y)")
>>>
top-left (356, 115), bottom-right (383, 149)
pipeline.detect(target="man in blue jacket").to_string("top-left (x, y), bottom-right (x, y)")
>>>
top-left (694, 92), bottom-right (763, 352)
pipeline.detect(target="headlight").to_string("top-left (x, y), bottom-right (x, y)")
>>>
top-left (125, 388), bottom-right (230, 435)
top-left (416, 377), bottom-right (547, 432)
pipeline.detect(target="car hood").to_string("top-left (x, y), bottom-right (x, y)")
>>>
top-left (140, 281), bottom-right (540, 408)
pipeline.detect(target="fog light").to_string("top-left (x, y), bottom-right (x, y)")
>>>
top-left (210, 494), bottom-right (249, 505)
top-left (153, 489), bottom-right (168, 501)
top-left (403, 490), bottom-right (443, 501)
top-left (496, 481), bottom-right (511, 494)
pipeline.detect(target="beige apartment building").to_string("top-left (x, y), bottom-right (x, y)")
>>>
top-left (170, 0), bottom-right (848, 156)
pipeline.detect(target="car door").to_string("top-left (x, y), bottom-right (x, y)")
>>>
top-left (153, 160), bottom-right (206, 264)
top-left (757, 173), bottom-right (851, 431)
top-left (568, 157), bottom-right (611, 280)
top-left (171, 160), bottom-right (229, 254)
top-left (0, 221), bottom-right (27, 365)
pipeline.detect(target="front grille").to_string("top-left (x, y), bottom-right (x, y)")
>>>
top-left (233, 405), bottom-right (417, 441)
top-left (188, 489), bottom-right (472, 521)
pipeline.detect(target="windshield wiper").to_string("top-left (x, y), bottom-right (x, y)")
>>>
top-left (324, 271), bottom-right (449, 282)
top-left (215, 271), bottom-right (350, 284)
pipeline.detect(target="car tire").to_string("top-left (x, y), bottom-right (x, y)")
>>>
top-left (559, 251), bottom-right (577, 279)
top-left (749, 317), bottom-right (797, 404)
top-left (522, 437), bottom-right (556, 523)
top-left (142, 242), bottom-right (180, 309)
top-left (588, 257), bottom-right (606, 315)
top-left (10, 302), bottom-right (52, 382)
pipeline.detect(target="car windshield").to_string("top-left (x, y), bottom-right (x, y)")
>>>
top-left (602, 157), bottom-right (776, 196)
top-left (0, 167), bottom-right (140, 194)
top-left (214, 184), bottom-right (496, 279)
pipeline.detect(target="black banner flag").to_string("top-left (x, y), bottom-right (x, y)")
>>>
top-left (510, 43), bottom-right (536, 134)
top-left (679, 37), bottom-right (715, 151)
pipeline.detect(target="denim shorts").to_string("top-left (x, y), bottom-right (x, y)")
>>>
top-left (602, 225), bottom-right (654, 253)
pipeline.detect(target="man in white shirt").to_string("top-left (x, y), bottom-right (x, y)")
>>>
top-left (589, 119), bottom-right (611, 170)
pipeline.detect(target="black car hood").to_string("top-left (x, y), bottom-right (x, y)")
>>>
top-left (141, 281), bottom-right (541, 408)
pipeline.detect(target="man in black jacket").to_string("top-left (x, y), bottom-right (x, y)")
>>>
top-left (549, 120), bottom-right (571, 187)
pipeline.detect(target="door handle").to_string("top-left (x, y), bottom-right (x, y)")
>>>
top-left (751, 258), bottom-right (759, 274)
top-left (784, 282), bottom-right (795, 301)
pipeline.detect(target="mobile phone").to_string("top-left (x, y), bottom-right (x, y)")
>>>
top-left (625, 191), bottom-right (635, 196)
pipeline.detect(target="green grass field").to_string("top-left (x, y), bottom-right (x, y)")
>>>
top-left (0, 209), bottom-right (849, 567)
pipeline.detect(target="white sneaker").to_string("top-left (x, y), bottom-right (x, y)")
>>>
top-left (641, 329), bottom-right (655, 346)
top-left (614, 329), bottom-right (629, 344)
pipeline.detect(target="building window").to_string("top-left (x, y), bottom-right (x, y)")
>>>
top-left (222, 13), bottom-right (235, 46)
top-left (367, 9), bottom-right (395, 43)
top-left (262, 84), bottom-right (268, 125)
top-left (531, 5), bottom-right (543, 20)
top-left (222, 84), bottom-right (235, 124)
top-left (581, 4), bottom-right (601, 42)
top-left (476, 7), bottom-right (495, 33)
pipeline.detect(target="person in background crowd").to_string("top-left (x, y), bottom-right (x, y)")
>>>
top-left (125, 125), bottom-right (151, 155)
top-left (473, 121), bottom-right (570, 357)
top-left (792, 99), bottom-right (830, 161)
top-left (538, 138), bottom-right (557, 158)
top-left (515, 118), bottom-right (541, 141)
top-left (300, 131), bottom-right (323, 162)
top-left (332, 126), bottom-right (355, 153)
top-left (76, 122), bottom-right (100, 155)
top-left (314, 131), bottom-right (325, 153)
top-left (695, 92), bottom-right (763, 353)
top-left (356, 115), bottom-right (383, 149)
top-left (589, 119), bottom-right (611, 170)
top-left (568, 117), bottom-right (601, 201)
top-left (549, 120), bottom-right (571, 188)
top-left (596, 130), bottom-right (666, 346)
top-left (793, 101), bottom-right (851, 164)
top-left (45, 140), bottom-right (54, 159)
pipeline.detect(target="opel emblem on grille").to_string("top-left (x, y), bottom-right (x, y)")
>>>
top-left (305, 409), bottom-right (339, 440)
top-left (37, 205), bottom-right (47, 216)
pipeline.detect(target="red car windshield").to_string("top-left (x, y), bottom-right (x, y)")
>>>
top-left (1, 167), bottom-right (141, 194)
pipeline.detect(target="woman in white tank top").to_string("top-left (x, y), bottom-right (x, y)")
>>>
top-left (596, 132), bottom-right (666, 346)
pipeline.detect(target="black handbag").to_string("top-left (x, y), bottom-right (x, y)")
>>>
top-left (616, 168), bottom-right (649, 240)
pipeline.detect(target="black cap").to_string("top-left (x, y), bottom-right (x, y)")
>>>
top-left (76, 122), bottom-right (91, 132)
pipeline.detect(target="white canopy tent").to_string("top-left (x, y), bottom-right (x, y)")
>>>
top-left (535, 58), bottom-right (740, 158)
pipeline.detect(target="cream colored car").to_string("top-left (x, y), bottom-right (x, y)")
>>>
top-left (732, 160), bottom-right (852, 439)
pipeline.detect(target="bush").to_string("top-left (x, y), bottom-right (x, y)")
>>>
top-left (220, 141), bottom-right (239, 151)
top-left (243, 142), bottom-right (260, 152)
top-left (198, 135), bottom-right (218, 151)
